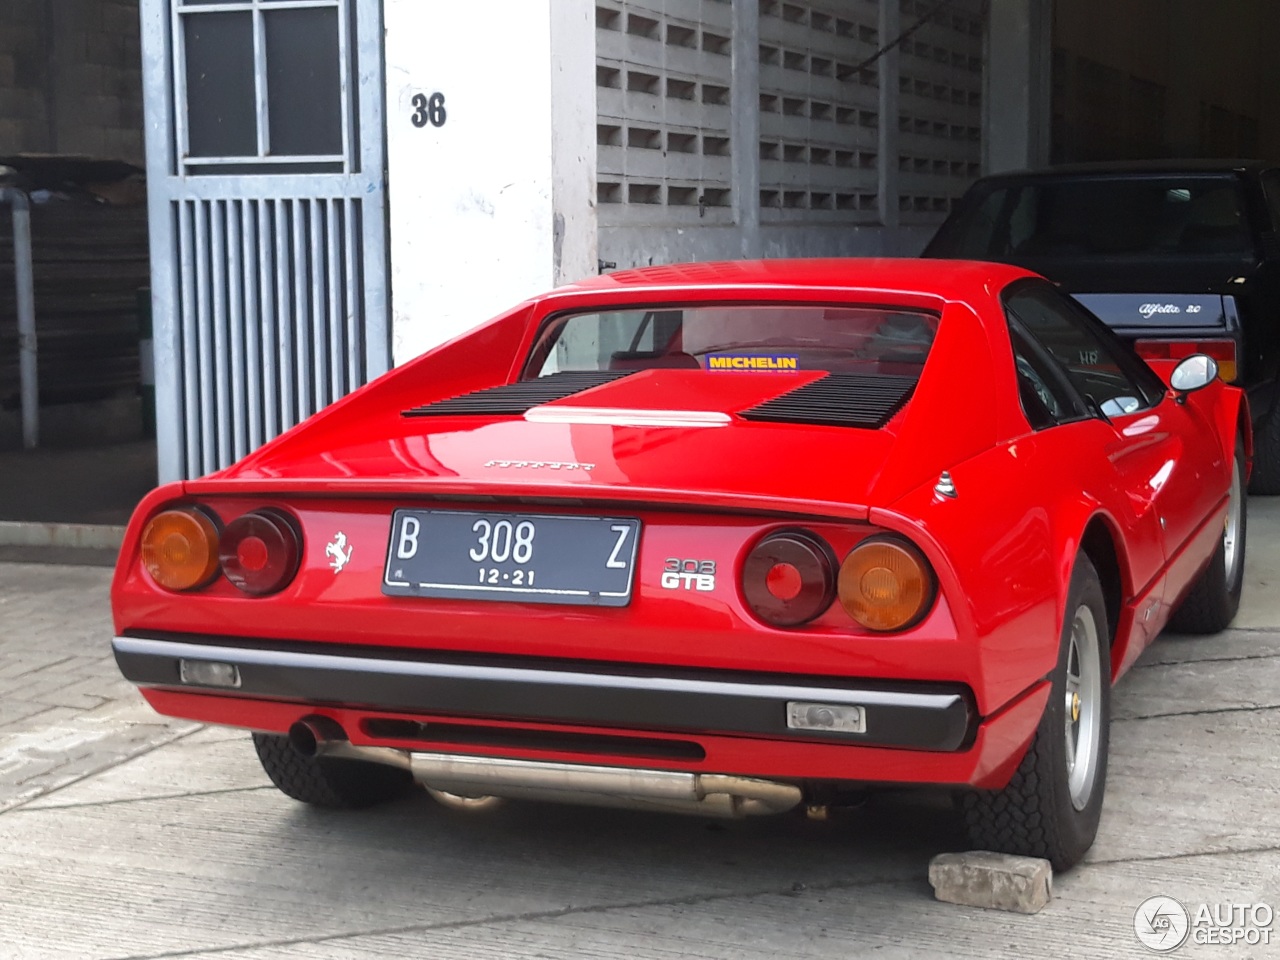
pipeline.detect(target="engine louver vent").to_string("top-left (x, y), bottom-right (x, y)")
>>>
top-left (403, 371), bottom-right (635, 418)
top-left (738, 373), bottom-right (917, 429)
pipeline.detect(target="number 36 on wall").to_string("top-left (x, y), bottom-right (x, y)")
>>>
top-left (410, 92), bottom-right (447, 128)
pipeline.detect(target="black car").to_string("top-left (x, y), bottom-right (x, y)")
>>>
top-left (924, 160), bottom-right (1280, 491)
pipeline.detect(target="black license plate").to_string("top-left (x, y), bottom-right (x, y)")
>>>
top-left (382, 509), bottom-right (641, 606)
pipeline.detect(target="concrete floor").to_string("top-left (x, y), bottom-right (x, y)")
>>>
top-left (1, 503), bottom-right (1278, 958)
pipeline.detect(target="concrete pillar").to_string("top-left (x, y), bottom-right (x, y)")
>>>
top-left (730, 0), bottom-right (762, 259)
top-left (983, 0), bottom-right (1052, 173)
top-left (384, 0), bottom-right (597, 364)
top-left (878, 0), bottom-right (901, 231)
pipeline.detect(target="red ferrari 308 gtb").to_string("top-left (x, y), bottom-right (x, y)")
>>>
top-left (111, 259), bottom-right (1248, 870)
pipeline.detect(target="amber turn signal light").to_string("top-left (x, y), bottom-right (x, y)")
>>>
top-left (141, 507), bottom-right (221, 592)
top-left (838, 537), bottom-right (934, 631)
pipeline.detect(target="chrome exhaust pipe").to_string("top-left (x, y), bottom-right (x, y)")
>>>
top-left (288, 716), bottom-right (347, 758)
top-left (407, 753), bottom-right (801, 817)
top-left (424, 787), bottom-right (507, 813)
top-left (288, 716), bottom-right (413, 771)
top-left (285, 722), bottom-right (801, 818)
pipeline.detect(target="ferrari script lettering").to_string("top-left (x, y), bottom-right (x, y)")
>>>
top-left (661, 558), bottom-right (717, 591)
top-left (484, 460), bottom-right (595, 471)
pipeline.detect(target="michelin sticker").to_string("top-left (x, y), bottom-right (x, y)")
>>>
top-left (705, 353), bottom-right (800, 372)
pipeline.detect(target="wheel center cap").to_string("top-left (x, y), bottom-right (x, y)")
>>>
top-left (1071, 691), bottom-right (1081, 724)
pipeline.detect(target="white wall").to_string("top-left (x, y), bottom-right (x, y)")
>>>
top-left (384, 0), bottom-right (991, 363)
top-left (384, 0), bottom-right (596, 365)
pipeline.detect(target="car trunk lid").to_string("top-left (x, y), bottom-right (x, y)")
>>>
top-left (190, 368), bottom-right (930, 519)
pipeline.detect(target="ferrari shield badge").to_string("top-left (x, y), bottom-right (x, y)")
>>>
top-left (326, 532), bottom-right (353, 573)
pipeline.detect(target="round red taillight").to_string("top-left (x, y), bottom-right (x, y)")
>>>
top-left (140, 507), bottom-right (221, 591)
top-left (219, 509), bottom-right (302, 596)
top-left (742, 530), bottom-right (837, 627)
top-left (766, 562), bottom-right (803, 601)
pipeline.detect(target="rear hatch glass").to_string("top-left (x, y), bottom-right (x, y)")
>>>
top-left (526, 305), bottom-right (938, 379)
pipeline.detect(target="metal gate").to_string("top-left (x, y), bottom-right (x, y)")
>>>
top-left (140, 0), bottom-right (389, 482)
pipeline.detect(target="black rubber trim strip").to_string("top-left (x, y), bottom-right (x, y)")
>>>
top-left (113, 635), bottom-right (973, 752)
top-left (403, 370), bottom-right (635, 418)
top-left (738, 373), bottom-right (917, 429)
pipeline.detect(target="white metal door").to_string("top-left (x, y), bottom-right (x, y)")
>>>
top-left (139, 0), bottom-right (389, 481)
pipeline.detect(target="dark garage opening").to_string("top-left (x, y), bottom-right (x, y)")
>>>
top-left (1052, 0), bottom-right (1280, 162)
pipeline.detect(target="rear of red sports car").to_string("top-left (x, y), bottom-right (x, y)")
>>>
top-left (112, 261), bottom-right (1089, 858)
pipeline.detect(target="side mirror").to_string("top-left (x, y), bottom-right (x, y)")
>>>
top-left (1170, 354), bottom-right (1219, 399)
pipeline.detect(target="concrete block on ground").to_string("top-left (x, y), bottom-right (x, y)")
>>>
top-left (928, 851), bottom-right (1053, 914)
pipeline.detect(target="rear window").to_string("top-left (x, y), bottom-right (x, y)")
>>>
top-left (933, 176), bottom-right (1251, 261)
top-left (526, 306), bottom-right (938, 379)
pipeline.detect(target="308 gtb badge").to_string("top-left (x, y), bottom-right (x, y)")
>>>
top-left (661, 558), bottom-right (716, 591)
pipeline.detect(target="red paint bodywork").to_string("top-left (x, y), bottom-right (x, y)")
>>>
top-left (111, 259), bottom-right (1246, 790)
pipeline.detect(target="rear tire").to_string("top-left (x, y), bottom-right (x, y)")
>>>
top-left (962, 555), bottom-right (1111, 872)
top-left (252, 733), bottom-right (415, 808)
top-left (1168, 438), bottom-right (1246, 634)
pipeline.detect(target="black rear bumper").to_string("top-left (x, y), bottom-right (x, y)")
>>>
top-left (113, 634), bottom-right (975, 752)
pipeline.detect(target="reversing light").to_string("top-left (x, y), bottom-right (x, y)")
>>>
top-left (838, 537), bottom-right (935, 632)
top-left (179, 659), bottom-right (241, 688)
top-left (786, 701), bottom-right (866, 734)
top-left (140, 507), bottom-right (221, 592)
top-left (742, 530), bottom-right (837, 627)
top-left (219, 509), bottom-right (302, 596)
